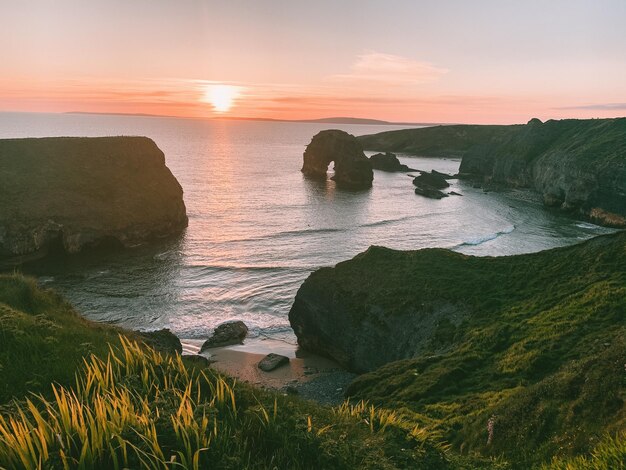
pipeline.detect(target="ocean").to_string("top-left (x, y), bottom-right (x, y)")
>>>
top-left (0, 112), bottom-right (615, 349)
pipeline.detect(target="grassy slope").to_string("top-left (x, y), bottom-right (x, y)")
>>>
top-left (356, 124), bottom-right (514, 157)
top-left (0, 274), bottom-right (459, 470)
top-left (0, 274), bottom-right (134, 401)
top-left (305, 233), bottom-right (625, 466)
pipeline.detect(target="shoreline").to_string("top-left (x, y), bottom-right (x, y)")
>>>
top-left (182, 338), bottom-right (356, 405)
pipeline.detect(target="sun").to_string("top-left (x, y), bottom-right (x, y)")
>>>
top-left (203, 84), bottom-right (240, 113)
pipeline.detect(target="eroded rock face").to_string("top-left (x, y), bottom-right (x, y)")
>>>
top-left (302, 130), bottom-right (373, 189)
top-left (288, 246), bottom-right (470, 373)
top-left (0, 137), bottom-right (188, 259)
top-left (458, 118), bottom-right (626, 227)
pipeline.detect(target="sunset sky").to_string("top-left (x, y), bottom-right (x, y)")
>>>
top-left (1, 0), bottom-right (625, 124)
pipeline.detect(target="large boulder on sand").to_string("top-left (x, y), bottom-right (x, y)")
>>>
top-left (258, 353), bottom-right (290, 372)
top-left (200, 321), bottom-right (249, 352)
top-left (301, 130), bottom-right (373, 189)
top-left (0, 136), bottom-right (188, 260)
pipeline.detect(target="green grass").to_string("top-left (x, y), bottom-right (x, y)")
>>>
top-left (292, 232), bottom-right (626, 467)
top-left (356, 123), bottom-right (514, 157)
top-left (0, 274), bottom-right (133, 402)
top-left (0, 337), bottom-right (451, 469)
top-left (0, 274), bottom-right (460, 469)
top-left (541, 432), bottom-right (625, 470)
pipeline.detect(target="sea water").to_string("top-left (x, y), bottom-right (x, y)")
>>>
top-left (0, 112), bottom-right (615, 346)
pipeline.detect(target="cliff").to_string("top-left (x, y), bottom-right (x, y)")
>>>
top-left (357, 118), bottom-right (626, 227)
top-left (0, 136), bottom-right (188, 259)
top-left (289, 232), bottom-right (625, 462)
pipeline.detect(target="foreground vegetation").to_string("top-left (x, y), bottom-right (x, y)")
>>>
top-left (0, 337), bottom-right (455, 469)
top-left (0, 274), bottom-right (464, 469)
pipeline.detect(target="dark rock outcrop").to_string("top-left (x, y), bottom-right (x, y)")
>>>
top-left (369, 152), bottom-right (415, 172)
top-left (0, 136), bottom-right (188, 260)
top-left (138, 329), bottom-right (183, 354)
top-left (412, 170), bottom-right (450, 199)
top-left (199, 321), bottom-right (248, 352)
top-left (302, 130), bottom-right (373, 189)
top-left (358, 118), bottom-right (626, 227)
top-left (413, 171), bottom-right (450, 189)
top-left (258, 353), bottom-right (290, 372)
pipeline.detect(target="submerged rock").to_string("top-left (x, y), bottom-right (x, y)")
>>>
top-left (0, 136), bottom-right (188, 260)
top-left (200, 321), bottom-right (248, 352)
top-left (302, 130), bottom-right (373, 189)
top-left (414, 186), bottom-right (449, 199)
top-left (369, 152), bottom-right (414, 172)
top-left (258, 353), bottom-right (290, 372)
top-left (138, 329), bottom-right (182, 354)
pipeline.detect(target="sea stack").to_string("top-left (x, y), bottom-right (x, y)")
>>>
top-left (369, 152), bottom-right (415, 172)
top-left (0, 136), bottom-right (188, 259)
top-left (301, 130), bottom-right (373, 189)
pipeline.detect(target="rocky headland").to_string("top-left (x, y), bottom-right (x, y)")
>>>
top-left (0, 136), bottom-right (188, 260)
top-left (301, 130), bottom-right (373, 189)
top-left (289, 231), bottom-right (625, 461)
top-left (358, 117), bottom-right (626, 227)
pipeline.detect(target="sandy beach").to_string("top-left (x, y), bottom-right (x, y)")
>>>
top-left (182, 338), bottom-right (356, 405)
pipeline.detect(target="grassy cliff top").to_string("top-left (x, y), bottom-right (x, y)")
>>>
top-left (0, 136), bottom-right (185, 225)
top-left (357, 117), bottom-right (626, 163)
top-left (303, 232), bottom-right (626, 464)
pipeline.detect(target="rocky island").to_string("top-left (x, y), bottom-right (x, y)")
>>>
top-left (0, 136), bottom-right (188, 260)
top-left (301, 130), bottom-right (373, 189)
top-left (368, 152), bottom-right (415, 172)
top-left (358, 117), bottom-right (626, 227)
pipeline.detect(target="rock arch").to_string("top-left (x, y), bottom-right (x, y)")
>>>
top-left (301, 130), bottom-right (373, 189)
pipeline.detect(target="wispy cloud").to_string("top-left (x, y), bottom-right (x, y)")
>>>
top-left (555, 102), bottom-right (626, 110)
top-left (327, 52), bottom-right (447, 86)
